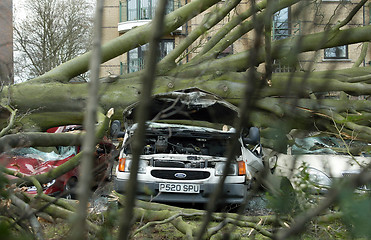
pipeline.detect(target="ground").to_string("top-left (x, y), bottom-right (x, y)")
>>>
top-left (37, 180), bottom-right (352, 239)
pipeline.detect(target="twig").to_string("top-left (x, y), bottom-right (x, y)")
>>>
top-left (132, 211), bottom-right (195, 237)
top-left (70, 0), bottom-right (104, 238)
top-left (210, 216), bottom-right (273, 239)
top-left (329, 109), bottom-right (362, 167)
top-left (331, 0), bottom-right (368, 31)
top-left (0, 104), bottom-right (17, 138)
top-left (274, 166), bottom-right (371, 240)
top-left (10, 194), bottom-right (44, 240)
top-left (117, 1), bottom-right (169, 239)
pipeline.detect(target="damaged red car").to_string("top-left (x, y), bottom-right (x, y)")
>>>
top-left (0, 125), bottom-right (113, 199)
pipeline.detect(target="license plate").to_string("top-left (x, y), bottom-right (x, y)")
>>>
top-left (159, 183), bottom-right (200, 193)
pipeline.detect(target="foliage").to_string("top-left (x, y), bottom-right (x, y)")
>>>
top-left (340, 190), bottom-right (371, 238)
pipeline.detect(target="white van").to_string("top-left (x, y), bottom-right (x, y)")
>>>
top-left (112, 88), bottom-right (264, 204)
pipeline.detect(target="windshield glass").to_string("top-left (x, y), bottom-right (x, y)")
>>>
top-left (8, 146), bottom-right (77, 161)
top-left (292, 136), bottom-right (370, 156)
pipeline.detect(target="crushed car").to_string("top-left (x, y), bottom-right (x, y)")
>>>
top-left (266, 134), bottom-right (371, 193)
top-left (0, 125), bottom-right (113, 198)
top-left (112, 88), bottom-right (264, 204)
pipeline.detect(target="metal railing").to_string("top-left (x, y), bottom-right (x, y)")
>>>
top-left (272, 60), bottom-right (295, 73)
top-left (272, 21), bottom-right (300, 72)
top-left (119, 0), bottom-right (182, 22)
top-left (272, 21), bottom-right (300, 40)
top-left (121, 58), bottom-right (145, 74)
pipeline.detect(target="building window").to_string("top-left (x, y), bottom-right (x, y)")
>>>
top-left (272, 7), bottom-right (296, 72)
top-left (128, 44), bottom-right (147, 73)
top-left (127, 0), bottom-right (174, 21)
top-left (324, 45), bottom-right (348, 59)
top-left (128, 40), bottom-right (174, 73)
top-left (159, 40), bottom-right (175, 59)
top-left (273, 7), bottom-right (291, 40)
top-left (217, 45), bottom-right (233, 59)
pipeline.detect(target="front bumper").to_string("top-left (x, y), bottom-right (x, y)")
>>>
top-left (114, 177), bottom-right (250, 204)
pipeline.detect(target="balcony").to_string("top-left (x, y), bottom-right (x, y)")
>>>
top-left (272, 21), bottom-right (300, 40)
top-left (121, 40), bottom-right (174, 73)
top-left (118, 0), bottom-right (182, 33)
top-left (120, 59), bottom-right (144, 74)
top-left (272, 21), bottom-right (300, 73)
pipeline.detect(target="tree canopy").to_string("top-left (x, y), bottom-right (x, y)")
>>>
top-left (2, 0), bottom-right (371, 148)
top-left (13, 0), bottom-right (94, 81)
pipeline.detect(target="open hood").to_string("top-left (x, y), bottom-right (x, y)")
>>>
top-left (123, 88), bottom-right (239, 126)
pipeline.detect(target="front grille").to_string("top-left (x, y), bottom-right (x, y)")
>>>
top-left (151, 170), bottom-right (210, 180)
top-left (154, 160), bottom-right (185, 168)
top-left (342, 171), bottom-right (371, 191)
top-left (342, 172), bottom-right (357, 177)
top-left (152, 159), bottom-right (206, 168)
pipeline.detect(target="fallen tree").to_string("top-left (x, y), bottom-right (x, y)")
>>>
top-left (1, 1), bottom-right (370, 148)
top-left (1, 66), bottom-right (370, 148)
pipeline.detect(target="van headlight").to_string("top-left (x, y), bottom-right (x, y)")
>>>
top-left (215, 162), bottom-right (238, 176)
top-left (118, 158), bottom-right (147, 174)
top-left (307, 167), bottom-right (332, 188)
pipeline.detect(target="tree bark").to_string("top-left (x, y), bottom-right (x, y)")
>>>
top-left (0, 132), bottom-right (83, 153)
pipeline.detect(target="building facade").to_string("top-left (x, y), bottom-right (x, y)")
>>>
top-left (101, 0), bottom-right (370, 77)
top-left (290, 0), bottom-right (370, 72)
top-left (101, 0), bottom-right (252, 76)
top-left (102, 0), bottom-right (183, 75)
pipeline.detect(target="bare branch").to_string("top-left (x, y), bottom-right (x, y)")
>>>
top-left (10, 194), bottom-right (44, 240)
top-left (0, 104), bottom-right (17, 137)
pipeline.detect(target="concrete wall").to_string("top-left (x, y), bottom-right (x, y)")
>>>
top-left (101, 0), bottom-right (122, 77)
top-left (101, 0), bottom-right (187, 76)
top-left (0, 0), bottom-right (13, 84)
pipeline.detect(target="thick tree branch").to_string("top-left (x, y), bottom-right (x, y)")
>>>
top-left (0, 132), bottom-right (83, 153)
top-left (159, 0), bottom-right (241, 67)
top-left (10, 194), bottom-right (44, 240)
top-left (175, 25), bottom-right (371, 78)
top-left (353, 42), bottom-right (369, 68)
top-left (196, 0), bottom-right (268, 58)
top-left (31, 0), bottom-right (221, 82)
top-left (332, 0), bottom-right (368, 30)
top-left (190, 0), bottom-right (301, 64)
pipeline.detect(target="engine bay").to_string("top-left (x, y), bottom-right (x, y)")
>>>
top-left (125, 134), bottom-right (241, 157)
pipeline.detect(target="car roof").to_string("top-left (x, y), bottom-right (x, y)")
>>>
top-left (46, 125), bottom-right (83, 133)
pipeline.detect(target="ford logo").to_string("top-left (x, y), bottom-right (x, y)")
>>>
top-left (174, 173), bottom-right (187, 179)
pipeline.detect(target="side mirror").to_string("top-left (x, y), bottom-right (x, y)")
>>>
top-left (110, 120), bottom-right (125, 138)
top-left (243, 127), bottom-right (260, 145)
